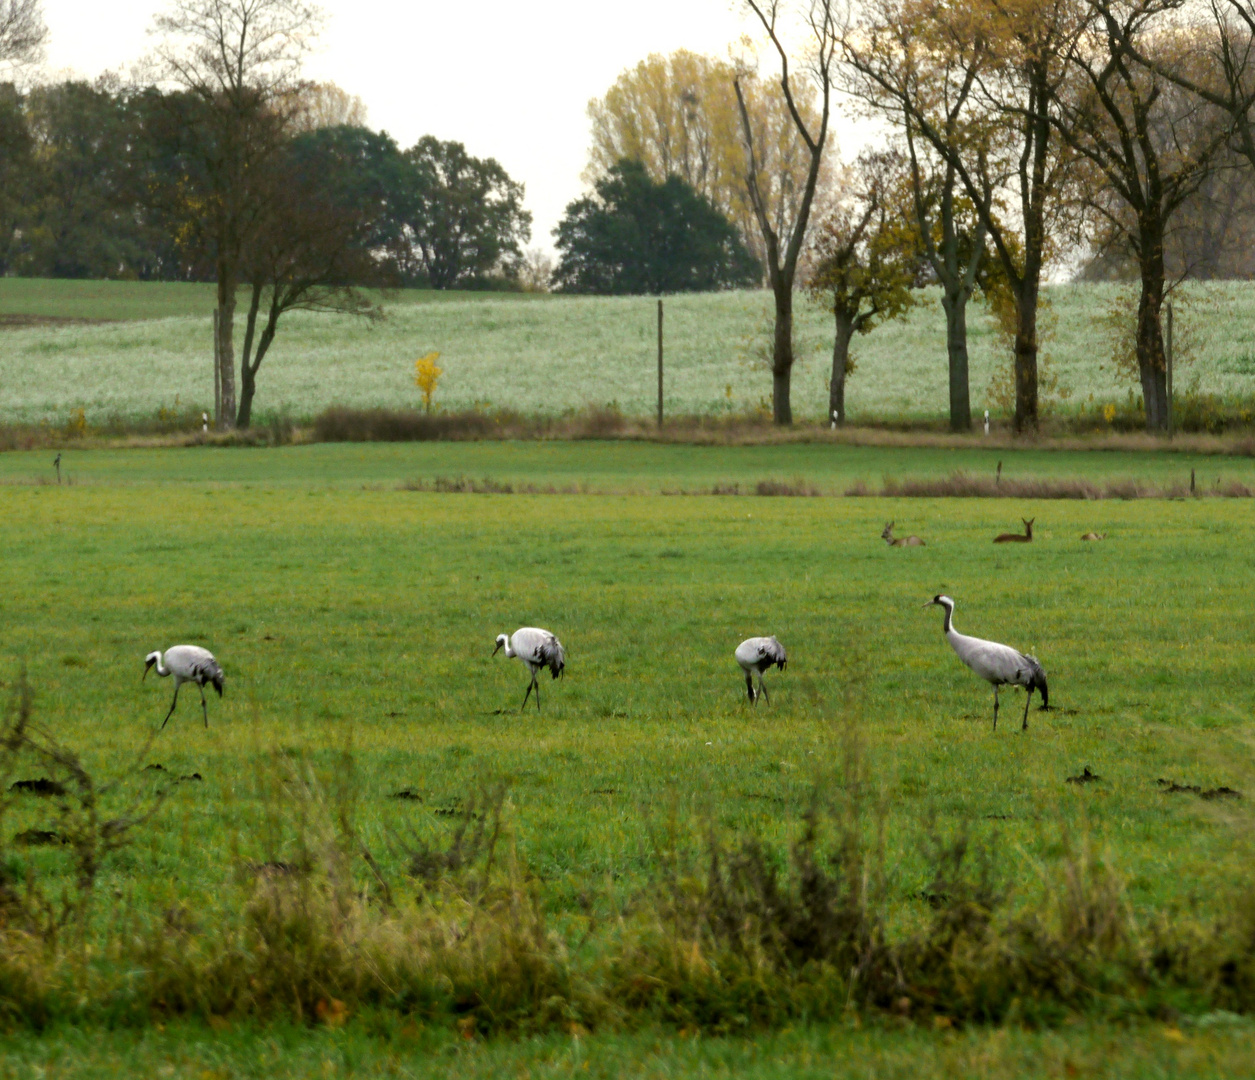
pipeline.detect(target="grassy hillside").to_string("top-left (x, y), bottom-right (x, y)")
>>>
top-left (4, 278), bottom-right (1255, 426)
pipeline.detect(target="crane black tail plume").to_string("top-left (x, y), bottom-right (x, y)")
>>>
top-left (542, 640), bottom-right (565, 679)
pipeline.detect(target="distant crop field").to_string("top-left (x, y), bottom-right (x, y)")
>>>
top-left (5, 278), bottom-right (1255, 425)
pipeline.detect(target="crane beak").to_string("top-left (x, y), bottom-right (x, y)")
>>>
top-left (921, 600), bottom-right (936, 609)
top-left (491, 642), bottom-right (503, 657)
top-left (143, 658), bottom-right (155, 680)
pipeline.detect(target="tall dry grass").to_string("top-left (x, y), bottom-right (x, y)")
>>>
top-left (2, 674), bottom-right (1255, 1034)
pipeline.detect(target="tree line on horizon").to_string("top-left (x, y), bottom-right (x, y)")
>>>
top-left (9, 0), bottom-right (1255, 435)
top-left (585, 1), bottom-right (1255, 436)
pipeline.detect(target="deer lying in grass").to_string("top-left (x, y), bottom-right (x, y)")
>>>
top-left (994, 518), bottom-right (1034, 543)
top-left (882, 522), bottom-right (925, 547)
top-left (1080, 531), bottom-right (1106, 541)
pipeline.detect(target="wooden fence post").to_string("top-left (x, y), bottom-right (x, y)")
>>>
top-left (657, 298), bottom-right (664, 428)
top-left (212, 308), bottom-right (221, 429)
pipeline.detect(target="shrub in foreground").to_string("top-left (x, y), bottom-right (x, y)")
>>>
top-left (3, 675), bottom-right (1255, 1034)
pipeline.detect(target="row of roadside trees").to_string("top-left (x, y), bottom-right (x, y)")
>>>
top-left (588, 0), bottom-right (1255, 433)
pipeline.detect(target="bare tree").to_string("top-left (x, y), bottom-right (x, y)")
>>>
top-left (0, 0), bottom-right (46, 66)
top-left (151, 0), bottom-right (323, 427)
top-left (734, 0), bottom-right (839, 425)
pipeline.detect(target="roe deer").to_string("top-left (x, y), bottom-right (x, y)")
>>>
top-left (993, 518), bottom-right (1034, 543)
top-left (1080, 531), bottom-right (1106, 541)
top-left (882, 521), bottom-right (925, 547)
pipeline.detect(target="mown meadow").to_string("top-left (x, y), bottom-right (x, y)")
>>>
top-left (7, 278), bottom-right (1255, 426)
top-left (2, 441), bottom-right (1255, 1074)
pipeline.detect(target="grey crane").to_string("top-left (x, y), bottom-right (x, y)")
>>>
top-left (735, 636), bottom-right (787, 704)
top-left (144, 645), bottom-right (224, 728)
top-left (925, 596), bottom-right (1047, 730)
top-left (493, 627), bottom-right (565, 711)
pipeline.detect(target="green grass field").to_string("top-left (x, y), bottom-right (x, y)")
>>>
top-left (6, 1018), bottom-right (1255, 1078)
top-left (3, 440), bottom-right (1255, 1074)
top-left (5, 278), bottom-right (1255, 426)
top-left (4, 438), bottom-right (1255, 490)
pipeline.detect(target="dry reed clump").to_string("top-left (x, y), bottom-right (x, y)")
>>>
top-left (880, 471), bottom-right (1253, 500)
top-left (396, 477), bottom-right (580, 495)
top-left (312, 406), bottom-right (635, 443)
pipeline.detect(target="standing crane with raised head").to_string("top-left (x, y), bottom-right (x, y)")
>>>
top-left (925, 596), bottom-right (1047, 730)
top-left (735, 636), bottom-right (787, 704)
top-left (493, 627), bottom-right (565, 711)
top-left (144, 645), bottom-right (224, 729)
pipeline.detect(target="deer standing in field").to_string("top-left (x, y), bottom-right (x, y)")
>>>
top-left (1080, 531), bottom-right (1106, 541)
top-left (993, 518), bottom-right (1034, 544)
top-left (882, 522), bottom-right (925, 547)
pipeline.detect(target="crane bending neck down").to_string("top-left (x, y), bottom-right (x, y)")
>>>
top-left (144, 651), bottom-right (170, 678)
top-left (493, 634), bottom-right (515, 659)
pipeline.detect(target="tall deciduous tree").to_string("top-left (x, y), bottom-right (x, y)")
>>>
top-left (585, 49), bottom-right (831, 278)
top-left (151, 0), bottom-right (323, 427)
top-left (1054, 1), bottom-right (1238, 431)
top-left (845, 0), bottom-right (1081, 432)
top-left (18, 81), bottom-right (151, 279)
top-left (0, 82), bottom-right (30, 274)
top-left (735, 0), bottom-right (839, 425)
top-left (234, 125), bottom-right (396, 427)
top-left (806, 152), bottom-right (920, 426)
top-left (0, 0), bottom-right (45, 66)
top-left (552, 158), bottom-right (761, 294)
top-left (397, 136), bottom-right (531, 289)
top-left (284, 80), bottom-right (366, 133)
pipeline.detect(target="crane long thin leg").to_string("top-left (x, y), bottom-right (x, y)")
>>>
top-left (199, 684), bottom-right (208, 728)
top-left (534, 674), bottom-right (542, 712)
top-left (745, 672), bottom-right (756, 704)
top-left (520, 678), bottom-right (534, 712)
top-left (992, 685), bottom-right (999, 732)
top-left (758, 674), bottom-right (769, 705)
top-left (1022, 688), bottom-right (1032, 731)
top-left (160, 683), bottom-right (181, 730)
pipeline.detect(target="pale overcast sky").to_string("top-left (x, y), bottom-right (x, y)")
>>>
top-left (38, 0), bottom-right (867, 253)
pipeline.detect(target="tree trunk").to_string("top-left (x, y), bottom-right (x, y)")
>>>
top-left (1013, 281), bottom-right (1039, 433)
top-left (235, 282), bottom-right (264, 430)
top-left (940, 286), bottom-right (972, 432)
top-left (1136, 225), bottom-right (1169, 432)
top-left (216, 258), bottom-right (237, 428)
top-left (829, 311), bottom-right (856, 426)
top-left (772, 281), bottom-right (794, 425)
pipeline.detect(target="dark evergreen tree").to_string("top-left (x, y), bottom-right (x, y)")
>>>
top-left (552, 159), bottom-right (760, 294)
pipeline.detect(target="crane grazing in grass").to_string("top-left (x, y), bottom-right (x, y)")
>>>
top-left (144, 646), bottom-right (224, 729)
top-left (493, 627), bottom-right (565, 711)
top-left (925, 596), bottom-right (1047, 730)
top-left (735, 636), bottom-right (787, 705)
